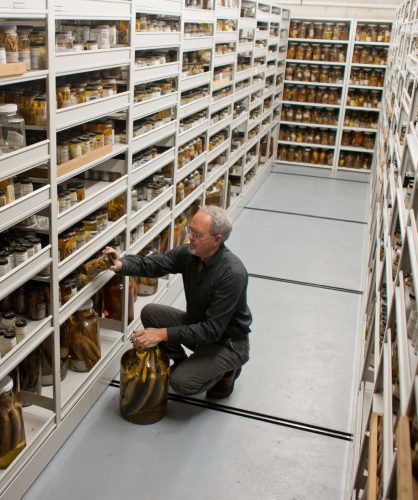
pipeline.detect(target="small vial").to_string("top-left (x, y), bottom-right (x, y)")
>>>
top-left (15, 319), bottom-right (27, 343)
top-left (3, 330), bottom-right (17, 354)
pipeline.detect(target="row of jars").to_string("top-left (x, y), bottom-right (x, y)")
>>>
top-left (344, 110), bottom-right (378, 129)
top-left (281, 104), bottom-right (338, 125)
top-left (211, 106), bottom-right (230, 125)
top-left (176, 169), bottom-right (203, 204)
top-left (0, 174), bottom-right (37, 207)
top-left (0, 229), bottom-right (43, 278)
top-left (284, 85), bottom-right (341, 105)
top-left (132, 146), bottom-right (171, 169)
top-left (233, 101), bottom-right (246, 120)
top-left (185, 0), bottom-right (214, 8)
top-left (278, 145), bottom-right (334, 166)
top-left (134, 79), bottom-right (175, 104)
top-left (216, 42), bottom-right (235, 55)
top-left (56, 121), bottom-right (114, 165)
top-left (181, 86), bottom-right (209, 106)
top-left (0, 89), bottom-right (46, 129)
top-left (347, 90), bottom-right (381, 109)
top-left (217, 0), bottom-right (238, 7)
top-left (231, 129), bottom-right (245, 151)
top-left (289, 21), bottom-right (349, 41)
top-left (206, 177), bottom-right (225, 207)
top-left (59, 237), bottom-right (124, 306)
top-left (0, 282), bottom-right (49, 326)
top-left (355, 23), bottom-right (391, 43)
top-left (235, 78), bottom-right (250, 93)
top-left (285, 64), bottom-right (344, 84)
top-left (217, 20), bottom-right (236, 32)
top-left (341, 130), bottom-right (375, 149)
top-left (214, 65), bottom-right (232, 84)
top-left (132, 180), bottom-right (170, 213)
top-left (287, 43), bottom-right (346, 63)
top-left (179, 111), bottom-right (207, 134)
top-left (185, 22), bottom-right (213, 37)
top-left (136, 15), bottom-right (180, 33)
top-left (209, 130), bottom-right (228, 151)
top-left (55, 21), bottom-right (128, 52)
top-left (133, 108), bottom-right (174, 137)
top-left (279, 125), bottom-right (336, 146)
top-left (213, 86), bottom-right (232, 103)
top-left (135, 49), bottom-right (177, 68)
top-left (57, 182), bottom-right (86, 214)
top-left (178, 136), bottom-right (205, 168)
top-left (338, 151), bottom-right (372, 169)
top-left (0, 26), bottom-right (46, 69)
top-left (56, 78), bottom-right (119, 109)
top-left (247, 125), bottom-right (258, 141)
top-left (350, 68), bottom-right (385, 87)
top-left (352, 46), bottom-right (387, 65)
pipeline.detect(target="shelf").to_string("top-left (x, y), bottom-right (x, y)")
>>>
top-left (180, 72), bottom-right (211, 92)
top-left (284, 79), bottom-right (343, 88)
top-left (53, 0), bottom-right (131, 18)
top-left (343, 126), bottom-right (378, 133)
top-left (57, 143), bottom-right (128, 184)
top-left (175, 153), bottom-right (207, 183)
top-left (0, 69), bottom-right (48, 87)
top-left (237, 41), bottom-right (254, 53)
top-left (213, 52), bottom-right (236, 67)
top-left (178, 120), bottom-right (209, 147)
top-left (282, 100), bottom-right (340, 109)
top-left (0, 185), bottom-right (51, 233)
top-left (58, 217), bottom-right (126, 281)
top-left (182, 7), bottom-right (215, 22)
top-left (0, 140), bottom-right (49, 182)
top-left (132, 92), bottom-right (178, 121)
top-left (183, 36), bottom-right (214, 51)
top-left (134, 61), bottom-right (180, 85)
top-left (276, 160), bottom-right (331, 169)
top-left (349, 85), bottom-right (384, 91)
top-left (286, 59), bottom-right (346, 66)
top-left (345, 106), bottom-right (381, 112)
top-left (132, 121), bottom-right (177, 154)
top-left (354, 41), bottom-right (390, 47)
top-left (0, 245), bottom-right (52, 302)
top-left (288, 38), bottom-right (349, 44)
top-left (207, 140), bottom-right (229, 164)
top-left (56, 92), bottom-right (130, 132)
top-left (55, 47), bottom-right (131, 76)
top-left (135, 0), bottom-right (181, 15)
top-left (134, 32), bottom-right (181, 49)
top-left (340, 146), bottom-right (375, 153)
top-left (57, 176), bottom-right (128, 234)
top-left (132, 147), bottom-right (175, 186)
top-left (351, 63), bottom-right (387, 69)
top-left (131, 187), bottom-right (173, 230)
top-left (280, 121), bottom-right (338, 130)
top-left (216, 6), bottom-right (240, 19)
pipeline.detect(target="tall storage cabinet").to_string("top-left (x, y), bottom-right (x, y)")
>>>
top-left (352, 1), bottom-right (418, 498)
top-left (0, 1), bottom-right (289, 497)
top-left (278, 17), bottom-right (391, 173)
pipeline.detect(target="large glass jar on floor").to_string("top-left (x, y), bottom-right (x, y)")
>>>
top-left (0, 376), bottom-right (26, 468)
top-left (68, 300), bottom-right (101, 372)
top-left (120, 344), bottom-right (170, 424)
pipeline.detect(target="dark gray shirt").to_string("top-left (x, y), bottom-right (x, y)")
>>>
top-left (119, 244), bottom-right (252, 346)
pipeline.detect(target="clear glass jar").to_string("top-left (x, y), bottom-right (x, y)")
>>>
top-left (323, 23), bottom-right (334, 40)
top-left (0, 104), bottom-right (26, 155)
top-left (57, 85), bottom-right (72, 109)
top-left (16, 347), bottom-right (41, 399)
top-left (119, 344), bottom-right (170, 424)
top-left (33, 96), bottom-right (47, 127)
top-left (17, 30), bottom-right (30, 69)
top-left (57, 141), bottom-right (69, 165)
top-left (30, 42), bottom-right (46, 70)
top-left (55, 31), bottom-right (73, 52)
top-left (0, 376), bottom-right (26, 468)
top-left (84, 216), bottom-right (99, 241)
top-left (3, 26), bottom-right (19, 63)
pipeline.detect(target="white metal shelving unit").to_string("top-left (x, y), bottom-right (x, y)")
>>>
top-left (351, 2), bottom-right (418, 498)
top-left (278, 17), bottom-right (391, 174)
top-left (0, 1), bottom-right (289, 498)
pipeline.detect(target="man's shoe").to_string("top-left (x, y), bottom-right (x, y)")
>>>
top-left (206, 368), bottom-right (242, 399)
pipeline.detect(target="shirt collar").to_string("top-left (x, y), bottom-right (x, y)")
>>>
top-left (201, 243), bottom-right (226, 268)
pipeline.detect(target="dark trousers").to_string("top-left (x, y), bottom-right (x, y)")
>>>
top-left (141, 303), bottom-right (250, 396)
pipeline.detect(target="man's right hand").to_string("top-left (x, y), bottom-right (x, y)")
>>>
top-left (103, 247), bottom-right (122, 273)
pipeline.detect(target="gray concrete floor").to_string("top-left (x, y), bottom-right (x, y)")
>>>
top-left (24, 163), bottom-right (368, 500)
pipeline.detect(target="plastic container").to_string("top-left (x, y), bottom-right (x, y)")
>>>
top-left (0, 376), bottom-right (26, 468)
top-left (120, 344), bottom-right (170, 424)
top-left (0, 104), bottom-right (26, 155)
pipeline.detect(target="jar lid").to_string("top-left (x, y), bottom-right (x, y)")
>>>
top-left (0, 376), bottom-right (13, 394)
top-left (3, 311), bottom-right (15, 319)
top-left (15, 246), bottom-right (27, 252)
top-left (30, 42), bottom-right (45, 47)
top-left (0, 258), bottom-right (8, 265)
top-left (0, 329), bottom-right (5, 335)
top-left (4, 331), bottom-right (16, 339)
top-left (78, 299), bottom-right (93, 310)
top-left (0, 103), bottom-right (17, 114)
top-left (15, 319), bottom-right (27, 327)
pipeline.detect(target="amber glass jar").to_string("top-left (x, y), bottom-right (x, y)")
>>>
top-left (17, 347), bottom-right (42, 398)
top-left (67, 300), bottom-right (101, 373)
top-left (0, 376), bottom-right (26, 468)
top-left (120, 344), bottom-right (170, 424)
top-left (103, 274), bottom-right (136, 323)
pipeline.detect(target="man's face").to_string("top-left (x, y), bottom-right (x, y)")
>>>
top-left (188, 211), bottom-right (222, 259)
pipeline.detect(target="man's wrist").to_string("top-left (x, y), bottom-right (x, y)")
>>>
top-left (160, 328), bottom-right (168, 341)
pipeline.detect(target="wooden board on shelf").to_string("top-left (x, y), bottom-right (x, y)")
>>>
top-left (56, 144), bottom-right (113, 177)
top-left (0, 62), bottom-right (27, 78)
top-left (367, 412), bottom-right (382, 500)
top-left (396, 416), bottom-right (415, 500)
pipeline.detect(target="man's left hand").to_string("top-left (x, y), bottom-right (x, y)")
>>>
top-left (130, 328), bottom-right (168, 349)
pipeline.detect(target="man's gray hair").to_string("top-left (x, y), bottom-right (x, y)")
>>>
top-left (200, 205), bottom-right (233, 242)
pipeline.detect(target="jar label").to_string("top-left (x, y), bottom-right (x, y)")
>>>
top-left (138, 284), bottom-right (157, 295)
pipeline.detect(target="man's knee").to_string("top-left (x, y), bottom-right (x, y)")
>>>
top-left (140, 303), bottom-right (160, 328)
top-left (169, 370), bottom-right (203, 396)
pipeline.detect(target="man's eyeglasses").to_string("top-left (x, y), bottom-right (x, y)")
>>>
top-left (186, 226), bottom-right (204, 240)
